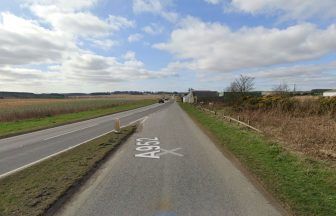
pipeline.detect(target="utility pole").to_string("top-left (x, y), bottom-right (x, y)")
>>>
top-left (293, 84), bottom-right (296, 93)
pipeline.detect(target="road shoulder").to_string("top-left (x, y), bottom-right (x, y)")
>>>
top-left (180, 102), bottom-right (336, 216)
top-left (0, 126), bottom-right (135, 216)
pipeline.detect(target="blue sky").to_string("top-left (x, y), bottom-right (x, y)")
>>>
top-left (0, 0), bottom-right (335, 93)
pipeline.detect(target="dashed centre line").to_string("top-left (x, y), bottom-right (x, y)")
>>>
top-left (43, 124), bottom-right (99, 141)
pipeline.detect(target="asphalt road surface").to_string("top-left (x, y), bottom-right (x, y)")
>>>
top-left (0, 102), bottom-right (171, 178)
top-left (57, 102), bottom-right (285, 216)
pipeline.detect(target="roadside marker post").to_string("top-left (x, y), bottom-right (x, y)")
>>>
top-left (115, 118), bottom-right (121, 132)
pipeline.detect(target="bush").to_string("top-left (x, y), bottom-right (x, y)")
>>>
top-left (219, 95), bottom-right (336, 118)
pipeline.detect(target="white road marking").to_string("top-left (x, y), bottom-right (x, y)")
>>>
top-left (0, 103), bottom-right (161, 143)
top-left (158, 148), bottom-right (183, 157)
top-left (134, 137), bottom-right (160, 159)
top-left (140, 116), bottom-right (148, 125)
top-left (43, 124), bottom-right (99, 141)
top-left (134, 137), bottom-right (183, 159)
top-left (123, 116), bottom-right (148, 128)
top-left (0, 115), bottom-right (149, 179)
top-left (0, 129), bottom-right (116, 179)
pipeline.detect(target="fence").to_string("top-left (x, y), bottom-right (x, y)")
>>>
top-left (196, 105), bottom-right (262, 133)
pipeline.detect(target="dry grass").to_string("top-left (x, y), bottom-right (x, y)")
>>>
top-left (237, 110), bottom-right (336, 157)
top-left (0, 99), bottom-right (68, 108)
top-left (0, 97), bottom-right (157, 122)
top-left (0, 95), bottom-right (160, 108)
top-left (293, 95), bottom-right (320, 102)
top-left (216, 105), bottom-right (336, 160)
top-left (203, 95), bottom-right (336, 160)
top-left (68, 94), bottom-right (161, 100)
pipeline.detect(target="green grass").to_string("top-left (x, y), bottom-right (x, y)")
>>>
top-left (180, 103), bottom-right (336, 216)
top-left (0, 126), bottom-right (135, 216)
top-left (0, 100), bottom-right (154, 138)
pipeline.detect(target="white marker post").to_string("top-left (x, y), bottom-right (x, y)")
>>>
top-left (115, 118), bottom-right (121, 132)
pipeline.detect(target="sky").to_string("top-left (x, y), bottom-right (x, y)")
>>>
top-left (0, 0), bottom-right (336, 93)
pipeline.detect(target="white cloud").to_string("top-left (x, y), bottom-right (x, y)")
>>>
top-left (24, 0), bottom-right (98, 11)
top-left (252, 61), bottom-right (336, 89)
top-left (91, 39), bottom-right (118, 49)
top-left (123, 51), bottom-right (136, 60)
top-left (30, 5), bottom-right (134, 37)
top-left (1, 51), bottom-right (174, 92)
top-left (0, 65), bottom-right (66, 92)
top-left (204, 0), bottom-right (223, 4)
top-left (0, 66), bottom-right (55, 81)
top-left (0, 12), bottom-right (75, 65)
top-left (224, 0), bottom-right (336, 21)
top-left (142, 23), bottom-right (164, 35)
top-left (60, 52), bottom-right (172, 83)
top-left (155, 17), bottom-right (336, 74)
top-left (107, 15), bottom-right (135, 31)
top-left (0, 3), bottom-right (172, 92)
top-left (253, 62), bottom-right (336, 80)
top-left (128, 33), bottom-right (143, 42)
top-left (133, 0), bottom-right (178, 22)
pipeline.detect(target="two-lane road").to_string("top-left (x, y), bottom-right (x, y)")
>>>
top-left (0, 101), bottom-right (171, 178)
top-left (57, 102), bottom-right (285, 216)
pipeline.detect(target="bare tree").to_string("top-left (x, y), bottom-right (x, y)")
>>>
top-left (226, 82), bottom-right (238, 92)
top-left (227, 75), bottom-right (255, 93)
top-left (273, 83), bottom-right (290, 94)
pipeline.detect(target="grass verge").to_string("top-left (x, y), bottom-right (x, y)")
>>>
top-left (180, 103), bottom-right (336, 216)
top-left (0, 100), bottom-right (154, 138)
top-left (0, 126), bottom-right (135, 216)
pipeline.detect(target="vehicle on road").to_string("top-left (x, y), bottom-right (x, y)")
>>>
top-left (158, 99), bottom-right (164, 103)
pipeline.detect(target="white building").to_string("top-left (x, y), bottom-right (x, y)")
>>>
top-left (323, 90), bottom-right (336, 97)
top-left (183, 91), bottom-right (195, 103)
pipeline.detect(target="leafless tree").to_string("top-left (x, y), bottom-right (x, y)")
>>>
top-left (273, 83), bottom-right (290, 94)
top-left (227, 75), bottom-right (255, 93)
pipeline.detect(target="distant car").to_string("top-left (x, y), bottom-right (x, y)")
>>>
top-left (158, 99), bottom-right (164, 103)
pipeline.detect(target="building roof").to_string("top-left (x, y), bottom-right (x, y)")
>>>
top-left (192, 90), bottom-right (218, 98)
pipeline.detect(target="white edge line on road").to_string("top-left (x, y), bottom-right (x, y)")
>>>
top-left (0, 103), bottom-right (161, 143)
top-left (0, 116), bottom-right (149, 179)
top-left (0, 129), bottom-right (116, 180)
top-left (43, 124), bottom-right (99, 141)
top-left (140, 116), bottom-right (148, 125)
top-left (121, 116), bottom-right (148, 128)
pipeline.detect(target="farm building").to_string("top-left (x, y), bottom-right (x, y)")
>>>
top-left (183, 90), bottom-right (218, 103)
top-left (323, 90), bottom-right (336, 97)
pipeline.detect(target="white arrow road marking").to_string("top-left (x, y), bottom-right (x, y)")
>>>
top-left (158, 148), bottom-right (183, 157)
top-left (123, 116), bottom-right (148, 128)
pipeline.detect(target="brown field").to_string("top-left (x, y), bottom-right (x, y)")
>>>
top-left (68, 94), bottom-right (162, 100)
top-left (0, 99), bottom-right (69, 109)
top-left (0, 95), bottom-right (161, 122)
top-left (0, 94), bottom-right (161, 108)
